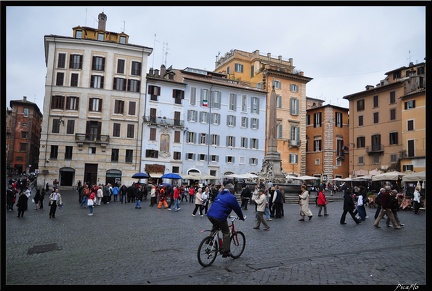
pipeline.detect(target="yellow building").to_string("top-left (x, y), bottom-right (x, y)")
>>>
top-left (214, 49), bottom-right (312, 176)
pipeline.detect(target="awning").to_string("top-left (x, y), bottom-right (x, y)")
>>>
top-left (149, 173), bottom-right (163, 178)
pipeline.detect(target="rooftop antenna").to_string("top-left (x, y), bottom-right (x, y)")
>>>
top-left (85, 8), bottom-right (87, 26)
top-left (152, 34), bottom-right (160, 69)
top-left (407, 50), bottom-right (412, 64)
top-left (215, 51), bottom-right (220, 62)
top-left (162, 42), bottom-right (170, 67)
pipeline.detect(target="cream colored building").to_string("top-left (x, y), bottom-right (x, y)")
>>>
top-left (343, 61), bottom-right (426, 176)
top-left (37, 12), bottom-right (152, 187)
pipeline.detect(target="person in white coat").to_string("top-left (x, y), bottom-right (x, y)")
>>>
top-left (298, 184), bottom-right (313, 221)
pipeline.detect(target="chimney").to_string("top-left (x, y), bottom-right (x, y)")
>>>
top-left (160, 64), bottom-right (166, 77)
top-left (23, 96), bottom-right (27, 101)
top-left (98, 12), bottom-right (107, 31)
top-left (267, 53), bottom-right (271, 59)
top-left (365, 85), bottom-right (374, 90)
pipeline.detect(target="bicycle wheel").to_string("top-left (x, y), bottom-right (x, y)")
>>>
top-left (229, 231), bottom-right (246, 258)
top-left (197, 235), bottom-right (218, 267)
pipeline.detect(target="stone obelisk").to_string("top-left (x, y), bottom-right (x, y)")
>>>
top-left (261, 86), bottom-right (285, 183)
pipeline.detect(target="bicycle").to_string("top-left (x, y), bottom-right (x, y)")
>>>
top-left (197, 215), bottom-right (246, 267)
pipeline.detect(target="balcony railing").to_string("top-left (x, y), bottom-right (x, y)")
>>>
top-left (75, 133), bottom-right (110, 145)
top-left (144, 116), bottom-right (184, 128)
top-left (365, 144), bottom-right (384, 155)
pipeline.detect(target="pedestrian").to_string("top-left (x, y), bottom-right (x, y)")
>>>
top-left (39, 188), bottom-right (45, 209)
top-left (172, 186), bottom-right (181, 211)
top-left (87, 191), bottom-right (95, 216)
top-left (373, 186), bottom-right (401, 229)
top-left (111, 184), bottom-right (119, 202)
top-left (374, 188), bottom-right (384, 219)
top-left (135, 185), bottom-right (143, 209)
top-left (149, 184), bottom-right (157, 206)
top-left (271, 185), bottom-right (284, 218)
top-left (252, 184), bottom-right (260, 213)
top-left (207, 183), bottom-right (245, 258)
top-left (188, 186), bottom-right (195, 203)
top-left (413, 187), bottom-right (421, 214)
top-left (16, 191), bottom-right (29, 218)
top-left (81, 184), bottom-right (90, 208)
top-left (96, 184), bottom-right (103, 206)
top-left (157, 186), bottom-right (169, 209)
top-left (317, 186), bottom-right (328, 217)
top-left (33, 188), bottom-right (41, 210)
top-left (252, 188), bottom-right (271, 230)
top-left (120, 184), bottom-right (127, 203)
top-left (355, 192), bottom-right (366, 221)
top-left (240, 186), bottom-right (251, 210)
top-left (386, 190), bottom-right (404, 228)
top-left (340, 188), bottom-right (361, 225)
top-left (192, 188), bottom-right (204, 216)
top-left (298, 184), bottom-right (313, 221)
top-left (201, 186), bottom-right (209, 215)
top-left (45, 182), bottom-right (50, 193)
top-left (181, 185), bottom-right (188, 202)
top-left (25, 187), bottom-right (32, 198)
top-left (48, 188), bottom-right (63, 218)
top-left (6, 184), bottom-right (16, 211)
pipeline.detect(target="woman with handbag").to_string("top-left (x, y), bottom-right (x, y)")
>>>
top-left (298, 184), bottom-right (313, 221)
top-left (87, 190), bottom-right (96, 216)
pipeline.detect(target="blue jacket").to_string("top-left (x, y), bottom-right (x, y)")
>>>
top-left (207, 189), bottom-right (244, 221)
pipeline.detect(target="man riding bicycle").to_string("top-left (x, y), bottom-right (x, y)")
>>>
top-left (207, 183), bottom-right (245, 258)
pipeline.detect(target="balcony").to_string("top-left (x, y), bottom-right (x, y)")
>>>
top-left (75, 133), bottom-right (110, 150)
top-left (365, 144), bottom-right (384, 155)
top-left (289, 139), bottom-right (300, 147)
top-left (144, 116), bottom-right (184, 128)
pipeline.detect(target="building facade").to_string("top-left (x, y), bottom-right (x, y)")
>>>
top-left (343, 61), bottom-right (426, 175)
top-left (214, 49), bottom-right (312, 177)
top-left (7, 96), bottom-right (43, 175)
top-left (37, 12), bottom-right (152, 187)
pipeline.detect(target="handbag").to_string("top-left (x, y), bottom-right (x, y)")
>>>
top-left (87, 198), bottom-right (94, 206)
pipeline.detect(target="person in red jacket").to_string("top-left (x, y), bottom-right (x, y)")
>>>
top-left (172, 186), bottom-right (181, 211)
top-left (317, 186), bottom-right (328, 217)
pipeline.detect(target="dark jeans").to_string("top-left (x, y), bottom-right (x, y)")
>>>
top-left (340, 209), bottom-right (360, 224)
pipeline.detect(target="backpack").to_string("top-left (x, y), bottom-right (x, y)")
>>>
top-left (374, 194), bottom-right (381, 205)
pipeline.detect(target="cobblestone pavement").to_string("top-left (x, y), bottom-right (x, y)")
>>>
top-left (4, 188), bottom-right (427, 287)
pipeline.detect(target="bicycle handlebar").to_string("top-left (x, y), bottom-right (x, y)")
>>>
top-left (229, 215), bottom-right (246, 221)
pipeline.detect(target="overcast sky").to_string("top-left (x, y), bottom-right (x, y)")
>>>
top-left (5, 5), bottom-right (426, 111)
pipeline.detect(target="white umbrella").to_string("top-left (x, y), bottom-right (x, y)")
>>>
top-left (372, 171), bottom-right (406, 181)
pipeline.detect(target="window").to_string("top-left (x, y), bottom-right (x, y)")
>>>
top-left (125, 150), bottom-right (133, 163)
top-left (389, 132), bottom-right (398, 145)
top-left (187, 153), bottom-right (195, 160)
top-left (371, 134), bottom-right (381, 151)
top-left (249, 157), bottom-right (258, 165)
top-left (52, 119), bottom-right (61, 133)
top-left (173, 152), bottom-right (181, 160)
top-left (199, 154), bottom-right (207, 161)
top-left (89, 98), bottom-right (102, 112)
top-left (199, 111), bottom-right (209, 123)
top-left (97, 33), bottom-right (104, 41)
top-left (306, 114), bottom-right (310, 125)
top-left (113, 123), bottom-right (121, 137)
top-left (373, 95), bottom-right (379, 108)
top-left (131, 61), bottom-right (141, 76)
top-left (210, 91), bottom-right (221, 109)
top-left (356, 136), bottom-right (365, 148)
top-left (57, 53), bottom-right (66, 68)
top-left (358, 115), bottom-right (363, 126)
top-left (227, 115), bottom-right (236, 127)
top-left (69, 54), bottom-right (82, 69)
top-left (50, 145), bottom-right (58, 159)
top-left (210, 155), bottom-right (219, 162)
top-left (250, 138), bottom-right (258, 149)
top-left (111, 149), bottom-right (119, 162)
top-left (314, 112), bottom-right (322, 127)
top-left (276, 95), bottom-right (282, 108)
top-left (391, 154), bottom-right (397, 163)
top-left (251, 118), bottom-right (259, 129)
top-left (403, 165), bottom-right (414, 172)
top-left (315, 158), bottom-right (320, 165)
top-left (357, 99), bottom-right (365, 111)
top-left (199, 133), bottom-right (207, 144)
top-left (126, 124), bottom-right (134, 138)
top-left (234, 63), bottom-right (243, 72)
top-left (289, 154), bottom-right (298, 164)
top-left (174, 131), bottom-right (180, 143)
top-left (250, 65), bottom-right (254, 78)
top-left (229, 93), bottom-right (237, 111)
top-left (373, 112), bottom-right (379, 124)
top-left (20, 143), bottom-right (28, 152)
top-left (358, 156), bottom-right (364, 165)
top-left (239, 157), bottom-right (245, 164)
top-left (389, 108), bottom-right (396, 120)
top-left (211, 113), bottom-right (220, 125)
top-left (92, 56), bottom-right (105, 71)
top-left (114, 100), bottom-right (124, 114)
top-left (187, 132), bottom-right (196, 143)
top-left (226, 66), bottom-right (230, 74)
top-left (21, 131), bottom-right (28, 138)
top-left (273, 80), bottom-right (281, 89)
top-left (314, 139), bottom-right (322, 151)
top-left (56, 72), bottom-right (64, 86)
top-left (226, 156), bottom-right (235, 163)
top-left (407, 120), bottom-right (414, 131)
top-left (226, 136), bottom-right (235, 147)
top-left (66, 120), bottom-right (75, 134)
top-left (113, 77), bottom-right (126, 91)
top-left (66, 96), bottom-right (79, 110)
top-left (70, 73), bottom-right (79, 87)
top-left (335, 112), bottom-right (342, 127)
top-left (187, 110), bottom-right (198, 122)
top-left (148, 85), bottom-right (161, 101)
top-left (149, 128), bottom-right (156, 141)
top-left (251, 97), bottom-right (259, 114)
top-left (127, 102), bottom-right (136, 116)
top-left (146, 149), bottom-right (159, 158)
top-left (241, 117), bottom-right (248, 128)
top-left (390, 91), bottom-right (396, 104)
top-left (290, 98), bottom-right (299, 115)
top-left (211, 134), bottom-right (219, 146)
top-left (277, 124), bottom-right (282, 139)
top-left (65, 146), bottom-right (73, 160)
top-left (120, 36), bottom-right (126, 44)
top-left (75, 30), bottom-right (82, 38)
top-left (241, 95), bottom-right (247, 112)
top-left (241, 137), bottom-right (248, 148)
top-left (128, 79), bottom-right (140, 92)
top-left (290, 84), bottom-right (299, 93)
top-left (172, 89), bottom-right (183, 104)
top-left (23, 108), bottom-right (29, 117)
top-left (117, 59), bottom-right (125, 74)
top-left (91, 75), bottom-right (104, 89)
top-left (190, 87), bottom-right (197, 105)
top-left (372, 155), bottom-right (380, 165)
top-left (290, 126), bottom-right (300, 144)
top-left (405, 100), bottom-right (415, 109)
